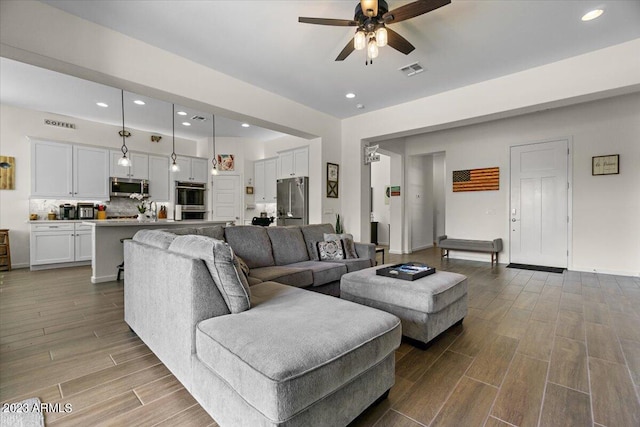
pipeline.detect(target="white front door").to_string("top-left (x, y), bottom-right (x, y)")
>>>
top-left (211, 175), bottom-right (242, 224)
top-left (510, 140), bottom-right (569, 267)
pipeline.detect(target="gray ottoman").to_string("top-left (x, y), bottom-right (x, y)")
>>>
top-left (341, 266), bottom-right (468, 347)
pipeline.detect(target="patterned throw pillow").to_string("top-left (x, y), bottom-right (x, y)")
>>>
top-left (235, 255), bottom-right (250, 277)
top-left (317, 239), bottom-right (344, 261)
top-left (324, 233), bottom-right (358, 259)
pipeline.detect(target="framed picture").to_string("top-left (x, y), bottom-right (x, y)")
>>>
top-left (592, 154), bottom-right (619, 175)
top-left (327, 163), bottom-right (339, 198)
top-left (246, 186), bottom-right (254, 195)
top-left (217, 154), bottom-right (235, 171)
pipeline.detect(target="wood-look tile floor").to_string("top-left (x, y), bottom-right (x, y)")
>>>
top-left (1, 248), bottom-right (639, 426)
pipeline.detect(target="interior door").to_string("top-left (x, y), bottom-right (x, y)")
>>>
top-left (211, 175), bottom-right (242, 224)
top-left (510, 140), bottom-right (568, 267)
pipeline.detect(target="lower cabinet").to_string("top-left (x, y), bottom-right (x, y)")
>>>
top-left (30, 223), bottom-right (92, 267)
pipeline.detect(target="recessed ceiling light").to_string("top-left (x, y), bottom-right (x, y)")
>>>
top-left (182, 122), bottom-right (191, 126)
top-left (581, 9), bottom-right (603, 21)
top-left (96, 102), bottom-right (108, 108)
top-left (345, 93), bottom-right (356, 99)
top-left (177, 111), bottom-right (187, 116)
top-left (133, 100), bottom-right (145, 105)
top-left (241, 123), bottom-right (250, 128)
top-left (356, 104), bottom-right (365, 109)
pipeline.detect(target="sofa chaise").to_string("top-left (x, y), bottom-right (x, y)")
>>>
top-left (124, 225), bottom-right (400, 426)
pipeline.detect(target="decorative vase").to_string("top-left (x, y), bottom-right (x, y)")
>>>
top-left (137, 213), bottom-right (145, 222)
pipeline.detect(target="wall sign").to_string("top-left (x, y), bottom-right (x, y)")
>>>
top-left (592, 154), bottom-right (619, 175)
top-left (327, 163), bottom-right (339, 198)
top-left (44, 119), bottom-right (76, 129)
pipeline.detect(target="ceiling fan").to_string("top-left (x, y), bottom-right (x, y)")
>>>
top-left (299, 0), bottom-right (450, 64)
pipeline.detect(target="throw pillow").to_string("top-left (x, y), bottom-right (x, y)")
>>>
top-left (317, 239), bottom-right (344, 261)
top-left (235, 254), bottom-right (250, 277)
top-left (307, 240), bottom-right (320, 261)
top-left (168, 235), bottom-right (250, 313)
top-left (324, 233), bottom-right (358, 259)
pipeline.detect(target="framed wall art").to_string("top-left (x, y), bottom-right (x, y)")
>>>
top-left (327, 163), bottom-right (339, 198)
top-left (592, 154), bottom-right (619, 175)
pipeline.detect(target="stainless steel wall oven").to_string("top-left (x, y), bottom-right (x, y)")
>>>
top-left (175, 181), bottom-right (206, 220)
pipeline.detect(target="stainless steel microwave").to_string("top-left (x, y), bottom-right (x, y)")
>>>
top-left (110, 177), bottom-right (149, 198)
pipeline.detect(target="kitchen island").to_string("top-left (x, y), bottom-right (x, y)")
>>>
top-left (82, 219), bottom-right (226, 283)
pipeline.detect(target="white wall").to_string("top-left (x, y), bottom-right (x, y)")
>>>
top-left (0, 104), bottom-right (197, 268)
top-left (402, 93), bottom-right (640, 276)
top-left (371, 154), bottom-right (390, 244)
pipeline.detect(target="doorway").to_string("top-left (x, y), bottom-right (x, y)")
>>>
top-left (510, 139), bottom-right (570, 268)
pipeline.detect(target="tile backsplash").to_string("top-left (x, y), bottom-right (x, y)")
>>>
top-left (30, 198), bottom-right (172, 219)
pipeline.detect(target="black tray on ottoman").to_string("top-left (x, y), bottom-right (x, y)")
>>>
top-left (376, 262), bottom-right (435, 281)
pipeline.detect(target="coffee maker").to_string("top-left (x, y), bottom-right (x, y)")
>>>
top-left (59, 204), bottom-right (76, 220)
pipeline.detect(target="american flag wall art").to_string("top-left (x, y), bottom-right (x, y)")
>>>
top-left (452, 167), bottom-right (500, 192)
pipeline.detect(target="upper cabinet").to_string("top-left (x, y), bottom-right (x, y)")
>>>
top-left (172, 156), bottom-right (208, 183)
top-left (109, 151), bottom-right (148, 179)
top-left (278, 146), bottom-right (309, 178)
top-left (254, 157), bottom-right (277, 203)
top-left (31, 140), bottom-right (109, 199)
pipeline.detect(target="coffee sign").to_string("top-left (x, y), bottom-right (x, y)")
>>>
top-left (44, 119), bottom-right (76, 129)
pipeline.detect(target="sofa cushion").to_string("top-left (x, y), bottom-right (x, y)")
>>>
top-left (249, 266), bottom-right (313, 288)
top-left (328, 258), bottom-right (374, 272)
top-left (224, 226), bottom-right (275, 269)
top-left (195, 281), bottom-right (401, 422)
top-left (285, 261), bottom-right (347, 286)
top-left (197, 225), bottom-right (225, 241)
top-left (132, 229), bottom-right (177, 249)
top-left (266, 227), bottom-right (309, 265)
top-left (299, 223), bottom-right (335, 259)
top-left (325, 233), bottom-right (358, 259)
top-left (167, 227), bottom-right (200, 235)
top-left (169, 235), bottom-right (251, 314)
top-left (317, 240), bottom-right (344, 261)
top-left (247, 276), bottom-right (263, 286)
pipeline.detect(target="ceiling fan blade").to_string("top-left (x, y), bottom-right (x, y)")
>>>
top-left (335, 38), bottom-right (356, 61)
top-left (298, 17), bottom-right (358, 26)
top-left (386, 28), bottom-right (415, 55)
top-left (383, 0), bottom-right (450, 24)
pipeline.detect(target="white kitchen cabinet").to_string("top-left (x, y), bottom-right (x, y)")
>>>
top-left (31, 140), bottom-right (108, 199)
top-left (148, 155), bottom-right (170, 201)
top-left (30, 222), bottom-right (93, 267)
top-left (254, 157), bottom-right (278, 203)
top-left (278, 146), bottom-right (309, 178)
top-left (110, 151), bottom-right (148, 179)
top-left (74, 145), bottom-right (109, 199)
top-left (171, 156), bottom-right (208, 183)
top-left (254, 160), bottom-right (265, 202)
top-left (74, 224), bottom-right (93, 261)
top-left (264, 158), bottom-right (278, 203)
top-left (31, 140), bottom-right (73, 197)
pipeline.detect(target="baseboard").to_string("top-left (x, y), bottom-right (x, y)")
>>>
top-left (91, 274), bottom-right (118, 284)
top-left (569, 266), bottom-right (640, 278)
top-left (30, 261), bottom-right (90, 271)
top-left (411, 244), bottom-right (433, 252)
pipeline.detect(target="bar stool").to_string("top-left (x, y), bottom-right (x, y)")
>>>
top-left (117, 238), bottom-right (132, 281)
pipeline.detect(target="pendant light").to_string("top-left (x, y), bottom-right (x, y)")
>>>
top-left (211, 113), bottom-right (218, 175)
top-left (117, 90), bottom-right (131, 167)
top-left (170, 104), bottom-right (180, 172)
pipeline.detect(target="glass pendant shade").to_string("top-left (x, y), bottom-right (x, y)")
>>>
top-left (375, 27), bottom-right (388, 47)
top-left (354, 31), bottom-right (366, 50)
top-left (170, 161), bottom-right (180, 172)
top-left (211, 167), bottom-right (218, 176)
top-left (367, 39), bottom-right (379, 59)
top-left (117, 155), bottom-right (131, 167)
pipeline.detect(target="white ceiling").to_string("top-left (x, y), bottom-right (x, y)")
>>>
top-left (38, 0), bottom-right (640, 120)
top-left (2, 1), bottom-right (639, 141)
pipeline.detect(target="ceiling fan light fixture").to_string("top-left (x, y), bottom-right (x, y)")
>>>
top-left (360, 0), bottom-right (378, 17)
top-left (375, 27), bottom-right (388, 47)
top-left (354, 30), bottom-right (366, 50)
top-left (367, 39), bottom-right (379, 59)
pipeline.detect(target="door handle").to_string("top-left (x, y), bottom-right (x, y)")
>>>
top-left (511, 218), bottom-right (518, 222)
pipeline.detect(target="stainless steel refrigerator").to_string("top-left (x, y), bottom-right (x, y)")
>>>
top-left (277, 177), bottom-right (309, 226)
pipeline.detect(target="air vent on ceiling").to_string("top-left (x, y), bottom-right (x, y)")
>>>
top-left (191, 115), bottom-right (207, 121)
top-left (399, 62), bottom-right (424, 77)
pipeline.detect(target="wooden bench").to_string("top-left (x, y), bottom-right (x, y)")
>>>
top-left (437, 235), bottom-right (503, 266)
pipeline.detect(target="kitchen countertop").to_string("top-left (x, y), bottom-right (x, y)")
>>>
top-left (82, 219), bottom-right (226, 227)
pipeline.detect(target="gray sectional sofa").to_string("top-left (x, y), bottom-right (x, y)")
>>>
top-left (124, 224), bottom-right (400, 426)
